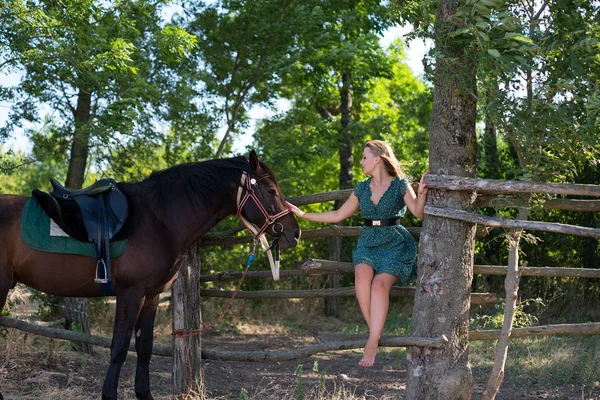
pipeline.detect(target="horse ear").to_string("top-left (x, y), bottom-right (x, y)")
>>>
top-left (248, 150), bottom-right (260, 171)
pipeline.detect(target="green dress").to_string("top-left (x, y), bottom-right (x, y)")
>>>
top-left (352, 177), bottom-right (418, 284)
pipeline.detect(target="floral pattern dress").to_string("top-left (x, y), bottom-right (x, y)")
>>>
top-left (352, 177), bottom-right (418, 284)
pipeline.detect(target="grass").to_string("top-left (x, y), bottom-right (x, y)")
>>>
top-left (3, 289), bottom-right (600, 399)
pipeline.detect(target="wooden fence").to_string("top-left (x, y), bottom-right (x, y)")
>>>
top-left (1, 174), bottom-right (600, 396)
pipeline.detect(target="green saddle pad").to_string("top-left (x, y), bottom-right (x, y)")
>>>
top-left (21, 197), bottom-right (127, 258)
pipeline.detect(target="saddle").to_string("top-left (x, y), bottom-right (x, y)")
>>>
top-left (32, 178), bottom-right (131, 287)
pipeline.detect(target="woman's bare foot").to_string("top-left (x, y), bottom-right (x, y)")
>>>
top-left (358, 344), bottom-right (378, 367)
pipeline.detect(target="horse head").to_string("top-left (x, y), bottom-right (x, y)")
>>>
top-left (236, 150), bottom-right (301, 279)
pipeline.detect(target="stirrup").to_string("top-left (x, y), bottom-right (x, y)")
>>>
top-left (94, 259), bottom-right (109, 284)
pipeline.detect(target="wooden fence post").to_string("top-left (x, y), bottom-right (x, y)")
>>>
top-left (172, 244), bottom-right (205, 398)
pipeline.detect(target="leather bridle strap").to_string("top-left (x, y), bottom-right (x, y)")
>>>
top-left (236, 171), bottom-right (291, 238)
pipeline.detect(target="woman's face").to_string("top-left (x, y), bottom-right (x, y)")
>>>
top-left (360, 147), bottom-right (379, 175)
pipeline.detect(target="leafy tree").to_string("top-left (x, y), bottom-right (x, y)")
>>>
top-left (0, 0), bottom-right (200, 182)
top-left (0, 0), bottom-right (199, 349)
top-left (186, 0), bottom-right (322, 158)
top-left (472, 0), bottom-right (600, 304)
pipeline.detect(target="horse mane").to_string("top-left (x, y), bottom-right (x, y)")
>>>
top-left (125, 156), bottom-right (252, 211)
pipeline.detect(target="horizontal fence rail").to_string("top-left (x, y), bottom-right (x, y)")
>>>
top-left (425, 205), bottom-right (600, 238)
top-left (292, 259), bottom-right (600, 279)
top-left (426, 174), bottom-right (600, 197)
top-left (200, 287), bottom-right (497, 305)
top-left (201, 225), bottom-right (491, 247)
top-left (474, 196), bottom-right (600, 212)
top-left (3, 316), bottom-right (599, 362)
top-left (469, 322), bottom-right (600, 341)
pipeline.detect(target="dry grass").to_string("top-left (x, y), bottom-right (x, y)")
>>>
top-left (3, 286), bottom-right (600, 399)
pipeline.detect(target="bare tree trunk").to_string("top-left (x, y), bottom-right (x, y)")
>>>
top-left (62, 87), bottom-right (93, 354)
top-left (61, 297), bottom-right (91, 353)
top-left (405, 0), bottom-right (478, 397)
top-left (338, 71), bottom-right (354, 192)
top-left (65, 88), bottom-right (91, 188)
top-left (483, 84), bottom-right (500, 178)
top-left (173, 244), bottom-right (205, 398)
top-left (325, 71), bottom-right (354, 317)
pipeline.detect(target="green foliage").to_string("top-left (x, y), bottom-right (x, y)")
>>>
top-left (0, 147), bottom-right (65, 195)
top-left (476, 0), bottom-right (600, 177)
top-left (29, 289), bottom-right (63, 321)
top-left (0, 0), bottom-right (208, 174)
top-left (470, 297), bottom-right (544, 330)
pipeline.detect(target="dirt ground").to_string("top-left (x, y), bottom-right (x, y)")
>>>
top-left (2, 328), bottom-right (600, 400)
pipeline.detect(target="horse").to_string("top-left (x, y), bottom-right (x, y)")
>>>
top-left (0, 150), bottom-right (300, 399)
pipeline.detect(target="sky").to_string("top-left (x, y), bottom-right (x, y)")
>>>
top-left (0, 24), bottom-right (430, 154)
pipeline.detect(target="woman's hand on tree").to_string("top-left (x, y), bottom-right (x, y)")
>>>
top-left (418, 170), bottom-right (430, 198)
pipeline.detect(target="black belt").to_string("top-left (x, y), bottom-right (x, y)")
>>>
top-left (363, 218), bottom-right (401, 227)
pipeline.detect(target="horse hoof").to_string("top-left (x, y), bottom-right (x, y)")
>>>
top-left (136, 392), bottom-right (153, 400)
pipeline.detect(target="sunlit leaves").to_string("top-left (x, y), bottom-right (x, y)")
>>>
top-left (0, 0), bottom-right (211, 178)
top-left (85, 39), bottom-right (138, 74)
top-left (158, 25), bottom-right (198, 62)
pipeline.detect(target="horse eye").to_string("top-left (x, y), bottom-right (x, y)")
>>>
top-left (267, 188), bottom-right (277, 195)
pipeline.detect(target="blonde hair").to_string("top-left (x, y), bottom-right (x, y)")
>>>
top-left (365, 140), bottom-right (406, 178)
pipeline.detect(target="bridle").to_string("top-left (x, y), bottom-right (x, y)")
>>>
top-left (236, 171), bottom-right (292, 280)
top-left (236, 171), bottom-right (291, 238)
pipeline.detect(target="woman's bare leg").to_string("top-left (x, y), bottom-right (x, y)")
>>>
top-left (354, 263), bottom-right (375, 328)
top-left (359, 272), bottom-right (398, 367)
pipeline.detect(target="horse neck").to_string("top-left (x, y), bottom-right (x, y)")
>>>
top-left (126, 179), bottom-right (240, 255)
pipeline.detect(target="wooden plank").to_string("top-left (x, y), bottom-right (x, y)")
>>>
top-left (475, 196), bottom-right (600, 212)
top-left (294, 259), bottom-right (600, 279)
top-left (470, 322), bottom-right (600, 340)
top-left (426, 174), bottom-right (600, 197)
top-left (200, 287), bottom-right (497, 304)
top-left (202, 335), bottom-right (448, 362)
top-left (425, 205), bottom-right (600, 238)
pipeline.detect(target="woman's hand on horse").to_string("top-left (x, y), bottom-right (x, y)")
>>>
top-left (418, 170), bottom-right (429, 197)
top-left (286, 201), bottom-right (305, 218)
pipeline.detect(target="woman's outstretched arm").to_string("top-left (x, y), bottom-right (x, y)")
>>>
top-left (287, 192), bottom-right (360, 224)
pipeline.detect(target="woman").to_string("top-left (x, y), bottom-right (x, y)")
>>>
top-left (287, 140), bottom-right (428, 366)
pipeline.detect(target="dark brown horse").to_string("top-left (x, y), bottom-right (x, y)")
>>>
top-left (0, 150), bottom-right (300, 399)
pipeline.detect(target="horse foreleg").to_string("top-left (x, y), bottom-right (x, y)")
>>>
top-left (134, 293), bottom-right (159, 400)
top-left (102, 287), bottom-right (146, 400)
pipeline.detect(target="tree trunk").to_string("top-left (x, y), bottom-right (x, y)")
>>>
top-left (483, 86), bottom-right (500, 178)
top-left (405, 0), bottom-right (478, 397)
top-left (173, 244), bottom-right (205, 398)
top-left (65, 88), bottom-right (91, 188)
top-left (61, 297), bottom-right (91, 353)
top-left (338, 71), bottom-right (354, 192)
top-left (62, 87), bottom-right (93, 354)
top-left (325, 71), bottom-right (354, 317)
